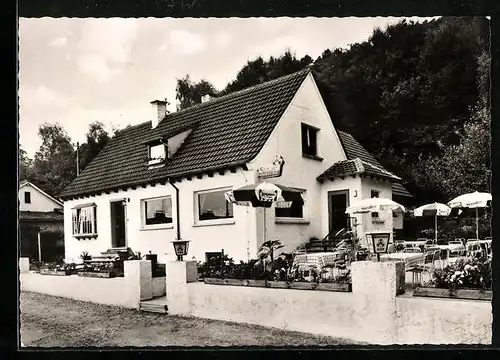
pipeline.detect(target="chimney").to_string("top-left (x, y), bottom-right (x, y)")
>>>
top-left (150, 99), bottom-right (168, 128)
top-left (201, 94), bottom-right (211, 103)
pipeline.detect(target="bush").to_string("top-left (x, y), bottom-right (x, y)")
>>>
top-left (431, 257), bottom-right (492, 291)
top-left (197, 252), bottom-right (352, 284)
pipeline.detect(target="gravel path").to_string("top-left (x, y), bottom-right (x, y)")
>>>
top-left (20, 291), bottom-right (358, 347)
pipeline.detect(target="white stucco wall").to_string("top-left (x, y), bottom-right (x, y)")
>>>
top-left (64, 169), bottom-right (258, 264)
top-left (359, 178), bottom-right (394, 247)
top-left (19, 183), bottom-right (62, 212)
top-left (248, 73), bottom-right (347, 254)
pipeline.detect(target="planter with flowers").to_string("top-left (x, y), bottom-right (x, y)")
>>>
top-left (413, 257), bottom-right (492, 301)
top-left (200, 244), bottom-right (352, 293)
top-left (39, 261), bottom-right (76, 276)
top-left (78, 262), bottom-right (117, 278)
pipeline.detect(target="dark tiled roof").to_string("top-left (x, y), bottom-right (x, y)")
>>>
top-left (19, 211), bottom-right (64, 222)
top-left (317, 158), bottom-right (401, 182)
top-left (60, 69), bottom-right (310, 198)
top-left (336, 131), bottom-right (413, 198)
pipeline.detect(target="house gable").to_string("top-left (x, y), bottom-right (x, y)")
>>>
top-left (19, 182), bottom-right (63, 212)
top-left (249, 72), bottom-right (347, 184)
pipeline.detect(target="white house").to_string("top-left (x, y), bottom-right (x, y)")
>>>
top-left (19, 181), bottom-right (64, 260)
top-left (59, 69), bottom-right (412, 263)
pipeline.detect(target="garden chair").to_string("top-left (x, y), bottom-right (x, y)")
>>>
top-left (334, 259), bottom-right (348, 276)
top-left (433, 250), bottom-right (443, 270)
top-left (415, 252), bottom-right (434, 283)
top-left (406, 265), bottom-right (424, 288)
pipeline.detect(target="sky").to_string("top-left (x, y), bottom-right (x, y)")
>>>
top-left (18, 16), bottom-right (438, 157)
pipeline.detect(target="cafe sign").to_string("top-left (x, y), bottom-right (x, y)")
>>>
top-left (257, 155), bottom-right (285, 179)
top-left (373, 235), bottom-right (389, 253)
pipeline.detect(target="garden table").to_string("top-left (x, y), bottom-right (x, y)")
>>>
top-left (293, 252), bottom-right (342, 269)
top-left (379, 252), bottom-right (425, 268)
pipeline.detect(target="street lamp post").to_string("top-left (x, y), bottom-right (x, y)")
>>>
top-left (366, 231), bottom-right (391, 262)
top-left (171, 239), bottom-right (190, 261)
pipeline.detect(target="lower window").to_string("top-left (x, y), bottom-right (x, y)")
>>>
top-left (143, 196), bottom-right (173, 226)
top-left (72, 203), bottom-right (97, 237)
top-left (196, 188), bottom-right (234, 222)
top-left (275, 190), bottom-right (305, 219)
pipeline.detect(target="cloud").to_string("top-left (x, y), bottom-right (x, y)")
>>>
top-left (19, 85), bottom-right (73, 109)
top-left (76, 54), bottom-right (123, 84)
top-left (214, 32), bottom-right (231, 47)
top-left (76, 19), bottom-right (138, 82)
top-left (164, 30), bottom-right (207, 55)
top-left (50, 36), bottom-right (67, 47)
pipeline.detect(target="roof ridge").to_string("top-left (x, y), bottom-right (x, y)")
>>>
top-left (157, 68), bottom-right (311, 122)
top-left (114, 121), bottom-right (152, 134)
top-left (353, 158), bottom-right (365, 173)
top-left (359, 159), bottom-right (398, 178)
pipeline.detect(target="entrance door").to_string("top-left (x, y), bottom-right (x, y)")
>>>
top-left (328, 190), bottom-right (350, 238)
top-left (110, 200), bottom-right (127, 248)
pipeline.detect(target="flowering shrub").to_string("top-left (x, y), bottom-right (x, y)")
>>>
top-left (54, 262), bottom-right (77, 273)
top-left (431, 257), bottom-right (492, 291)
top-left (198, 253), bottom-right (351, 284)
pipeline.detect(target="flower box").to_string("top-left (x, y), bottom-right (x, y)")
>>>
top-left (40, 269), bottom-right (72, 276)
top-left (266, 281), bottom-right (291, 289)
top-left (245, 279), bottom-right (268, 287)
top-left (203, 278), bottom-right (351, 292)
top-left (316, 282), bottom-right (352, 292)
top-left (288, 282), bottom-right (318, 290)
top-left (78, 271), bottom-right (116, 278)
top-left (413, 286), bottom-right (492, 301)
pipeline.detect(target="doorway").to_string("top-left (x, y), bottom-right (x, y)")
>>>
top-left (328, 190), bottom-right (350, 238)
top-left (110, 200), bottom-right (127, 248)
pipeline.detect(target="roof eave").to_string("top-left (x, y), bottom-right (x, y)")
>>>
top-left (60, 161), bottom-right (250, 200)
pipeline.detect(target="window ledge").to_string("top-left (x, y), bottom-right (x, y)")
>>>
top-left (140, 224), bottom-right (174, 231)
top-left (302, 154), bottom-right (324, 162)
top-left (275, 218), bottom-right (310, 225)
top-left (73, 234), bottom-right (98, 240)
top-left (372, 220), bottom-right (385, 225)
top-left (148, 159), bottom-right (165, 167)
top-left (193, 220), bottom-right (235, 227)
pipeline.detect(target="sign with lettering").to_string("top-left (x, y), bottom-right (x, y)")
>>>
top-left (257, 155), bottom-right (285, 179)
top-left (257, 189), bottom-right (279, 202)
top-left (174, 243), bottom-right (186, 256)
top-left (372, 235), bottom-right (390, 253)
top-left (275, 201), bottom-right (293, 208)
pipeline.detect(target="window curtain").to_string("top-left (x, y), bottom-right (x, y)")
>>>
top-left (79, 207), bottom-right (89, 234)
top-left (198, 194), bottom-right (205, 215)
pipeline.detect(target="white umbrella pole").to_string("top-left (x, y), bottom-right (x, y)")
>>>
top-left (435, 214), bottom-right (438, 243)
top-left (264, 207), bottom-right (267, 243)
top-left (37, 231), bottom-right (42, 263)
top-left (476, 207), bottom-right (479, 241)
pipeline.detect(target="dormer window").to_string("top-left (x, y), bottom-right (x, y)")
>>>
top-left (148, 143), bottom-right (166, 166)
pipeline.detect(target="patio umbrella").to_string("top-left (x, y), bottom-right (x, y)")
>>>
top-left (413, 203), bottom-right (451, 243)
top-left (447, 191), bottom-right (492, 241)
top-left (225, 182), bottom-right (304, 243)
top-left (345, 197), bottom-right (406, 215)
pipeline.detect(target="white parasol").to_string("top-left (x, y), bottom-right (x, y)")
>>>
top-left (345, 197), bottom-right (406, 215)
top-left (447, 191), bottom-right (491, 241)
top-left (413, 202), bottom-right (451, 243)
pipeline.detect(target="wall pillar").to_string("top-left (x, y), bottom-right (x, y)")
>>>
top-left (124, 260), bottom-right (153, 306)
top-left (19, 257), bottom-right (30, 274)
top-left (166, 260), bottom-right (197, 315)
top-left (351, 260), bottom-right (405, 344)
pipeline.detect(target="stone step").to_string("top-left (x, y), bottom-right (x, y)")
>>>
top-left (139, 303), bottom-right (168, 314)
